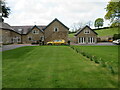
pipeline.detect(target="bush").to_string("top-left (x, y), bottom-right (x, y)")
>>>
top-left (113, 34), bottom-right (120, 40)
top-left (70, 46), bottom-right (116, 74)
top-left (107, 65), bottom-right (115, 74)
top-left (100, 60), bottom-right (107, 67)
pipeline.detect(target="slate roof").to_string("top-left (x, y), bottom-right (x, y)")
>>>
top-left (0, 22), bottom-right (14, 31)
top-left (11, 25), bottom-right (46, 35)
top-left (1, 18), bottom-right (68, 35)
top-left (74, 25), bottom-right (98, 36)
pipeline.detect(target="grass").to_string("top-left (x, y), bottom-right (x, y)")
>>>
top-left (3, 46), bottom-right (118, 88)
top-left (95, 27), bottom-right (119, 37)
top-left (68, 33), bottom-right (75, 38)
top-left (68, 27), bottom-right (119, 38)
top-left (72, 45), bottom-right (118, 73)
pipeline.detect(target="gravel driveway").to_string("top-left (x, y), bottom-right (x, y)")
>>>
top-left (71, 42), bottom-right (116, 46)
top-left (0, 42), bottom-right (117, 52)
top-left (0, 44), bottom-right (38, 51)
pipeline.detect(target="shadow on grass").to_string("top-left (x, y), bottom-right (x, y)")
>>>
top-left (2, 46), bottom-right (36, 59)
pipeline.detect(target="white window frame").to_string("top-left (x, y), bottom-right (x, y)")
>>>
top-left (32, 30), bottom-right (39, 34)
top-left (84, 30), bottom-right (90, 34)
top-left (78, 37), bottom-right (85, 44)
top-left (54, 27), bottom-right (59, 32)
top-left (88, 37), bottom-right (95, 44)
top-left (40, 36), bottom-right (44, 41)
top-left (18, 28), bottom-right (23, 32)
top-left (17, 37), bottom-right (21, 42)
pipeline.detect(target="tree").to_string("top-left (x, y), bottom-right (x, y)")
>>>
top-left (71, 22), bottom-right (86, 32)
top-left (0, 0), bottom-right (10, 22)
top-left (110, 18), bottom-right (120, 27)
top-left (94, 18), bottom-right (104, 28)
top-left (86, 20), bottom-right (93, 27)
top-left (105, 0), bottom-right (120, 27)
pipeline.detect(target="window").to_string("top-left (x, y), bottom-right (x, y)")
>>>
top-left (11, 38), bottom-right (13, 42)
top-left (40, 36), bottom-right (44, 41)
top-left (17, 37), bottom-right (21, 42)
top-left (54, 27), bottom-right (59, 32)
top-left (18, 29), bottom-right (23, 31)
top-left (32, 30), bottom-right (39, 34)
top-left (84, 30), bottom-right (90, 34)
top-left (88, 37), bottom-right (95, 43)
top-left (78, 37), bottom-right (85, 43)
top-left (28, 37), bottom-right (32, 41)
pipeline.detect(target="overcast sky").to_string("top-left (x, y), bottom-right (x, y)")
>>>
top-left (4, 0), bottom-right (111, 29)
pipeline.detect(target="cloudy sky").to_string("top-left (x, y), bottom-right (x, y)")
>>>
top-left (4, 0), bottom-right (111, 29)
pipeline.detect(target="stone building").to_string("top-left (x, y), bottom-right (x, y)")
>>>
top-left (0, 18), bottom-right (69, 45)
top-left (44, 18), bottom-right (69, 43)
top-left (75, 25), bottom-right (98, 44)
top-left (0, 22), bottom-right (21, 45)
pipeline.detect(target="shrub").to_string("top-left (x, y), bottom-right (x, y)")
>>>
top-left (108, 65), bottom-right (115, 74)
top-left (100, 60), bottom-right (107, 67)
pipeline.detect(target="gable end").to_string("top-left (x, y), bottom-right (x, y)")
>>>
top-left (74, 25), bottom-right (98, 36)
top-left (43, 18), bottom-right (69, 31)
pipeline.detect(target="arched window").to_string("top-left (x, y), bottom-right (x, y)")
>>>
top-left (54, 27), bottom-right (59, 32)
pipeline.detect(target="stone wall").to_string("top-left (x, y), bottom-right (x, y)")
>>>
top-left (22, 27), bottom-right (44, 43)
top-left (44, 20), bottom-right (69, 44)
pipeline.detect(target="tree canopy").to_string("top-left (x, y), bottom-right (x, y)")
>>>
top-left (94, 18), bottom-right (104, 28)
top-left (105, 0), bottom-right (120, 27)
top-left (0, 0), bottom-right (10, 22)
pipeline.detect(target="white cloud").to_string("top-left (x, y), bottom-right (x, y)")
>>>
top-left (4, 0), bottom-right (111, 29)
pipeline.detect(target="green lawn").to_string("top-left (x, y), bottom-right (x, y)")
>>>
top-left (3, 46), bottom-right (118, 88)
top-left (68, 33), bottom-right (75, 38)
top-left (95, 28), bottom-right (119, 37)
top-left (73, 46), bottom-right (118, 73)
top-left (68, 27), bottom-right (119, 38)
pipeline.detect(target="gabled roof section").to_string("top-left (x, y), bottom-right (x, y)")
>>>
top-left (11, 25), bottom-right (46, 35)
top-left (43, 18), bottom-right (69, 30)
top-left (0, 22), bottom-right (21, 35)
top-left (0, 22), bottom-right (13, 30)
top-left (74, 25), bottom-right (98, 36)
top-left (11, 26), bottom-right (33, 34)
top-left (26, 25), bottom-right (45, 34)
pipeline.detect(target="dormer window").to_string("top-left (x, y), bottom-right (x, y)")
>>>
top-left (18, 28), bottom-right (23, 31)
top-left (84, 30), bottom-right (90, 34)
top-left (54, 27), bottom-right (59, 32)
top-left (32, 30), bottom-right (39, 34)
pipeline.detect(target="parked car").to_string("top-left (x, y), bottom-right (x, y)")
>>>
top-left (47, 40), bottom-right (66, 45)
top-left (108, 38), bottom-right (113, 42)
top-left (113, 39), bottom-right (120, 45)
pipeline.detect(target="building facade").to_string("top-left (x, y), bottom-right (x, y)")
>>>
top-left (75, 25), bottom-right (98, 44)
top-left (0, 22), bottom-right (21, 45)
top-left (0, 18), bottom-right (69, 45)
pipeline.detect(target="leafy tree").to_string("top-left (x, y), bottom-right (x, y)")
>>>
top-left (110, 19), bottom-right (120, 27)
top-left (105, 0), bottom-right (120, 27)
top-left (94, 18), bottom-right (104, 28)
top-left (0, 0), bottom-right (10, 22)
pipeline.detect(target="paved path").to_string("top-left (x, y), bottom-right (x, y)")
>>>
top-left (0, 44), bottom-right (38, 51)
top-left (0, 42), bottom-right (117, 52)
top-left (71, 42), bottom-right (116, 46)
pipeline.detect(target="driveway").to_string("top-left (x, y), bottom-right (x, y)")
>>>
top-left (71, 42), bottom-right (116, 46)
top-left (0, 42), bottom-right (117, 52)
top-left (0, 44), bottom-right (38, 51)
